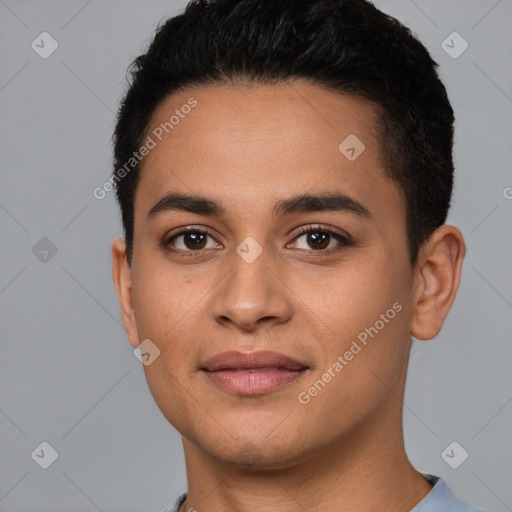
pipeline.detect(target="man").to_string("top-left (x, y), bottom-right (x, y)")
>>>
top-left (111, 0), bottom-right (486, 510)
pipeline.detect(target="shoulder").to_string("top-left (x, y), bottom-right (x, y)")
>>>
top-left (160, 491), bottom-right (187, 512)
top-left (411, 475), bottom-right (487, 512)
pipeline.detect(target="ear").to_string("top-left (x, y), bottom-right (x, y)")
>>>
top-left (410, 225), bottom-right (466, 340)
top-left (112, 238), bottom-right (140, 348)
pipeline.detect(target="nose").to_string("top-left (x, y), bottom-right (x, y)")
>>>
top-left (209, 248), bottom-right (294, 333)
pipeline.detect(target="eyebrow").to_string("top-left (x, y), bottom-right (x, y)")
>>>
top-left (146, 191), bottom-right (371, 220)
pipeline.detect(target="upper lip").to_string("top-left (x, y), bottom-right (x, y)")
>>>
top-left (201, 350), bottom-right (309, 371)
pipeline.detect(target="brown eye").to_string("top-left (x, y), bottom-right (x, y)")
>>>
top-left (165, 228), bottom-right (220, 252)
top-left (304, 231), bottom-right (330, 250)
top-left (291, 226), bottom-right (353, 252)
top-left (180, 232), bottom-right (208, 250)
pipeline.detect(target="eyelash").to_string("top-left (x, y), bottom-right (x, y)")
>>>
top-left (161, 224), bottom-right (353, 257)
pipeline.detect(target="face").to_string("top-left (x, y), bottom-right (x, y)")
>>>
top-left (116, 81), bottom-right (418, 467)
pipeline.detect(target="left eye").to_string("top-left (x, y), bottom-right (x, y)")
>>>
top-left (290, 228), bottom-right (351, 251)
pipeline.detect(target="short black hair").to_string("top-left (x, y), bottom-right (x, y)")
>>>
top-left (113, 0), bottom-right (455, 266)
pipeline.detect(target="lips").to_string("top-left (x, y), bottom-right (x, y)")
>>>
top-left (201, 350), bottom-right (308, 372)
top-left (201, 350), bottom-right (309, 395)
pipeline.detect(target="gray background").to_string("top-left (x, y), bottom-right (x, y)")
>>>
top-left (0, 0), bottom-right (511, 511)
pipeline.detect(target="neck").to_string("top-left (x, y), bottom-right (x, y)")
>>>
top-left (177, 409), bottom-right (432, 512)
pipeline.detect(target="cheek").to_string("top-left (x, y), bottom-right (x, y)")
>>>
top-left (131, 261), bottom-right (211, 383)
top-left (306, 251), bottom-right (411, 392)
top-left (132, 261), bottom-right (193, 335)
top-left (131, 266), bottom-right (202, 430)
top-left (318, 256), bottom-right (403, 337)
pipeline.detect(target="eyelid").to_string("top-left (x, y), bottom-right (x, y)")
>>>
top-left (166, 225), bottom-right (217, 238)
top-left (290, 224), bottom-right (352, 243)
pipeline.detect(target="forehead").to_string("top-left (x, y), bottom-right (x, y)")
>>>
top-left (134, 81), bottom-right (404, 225)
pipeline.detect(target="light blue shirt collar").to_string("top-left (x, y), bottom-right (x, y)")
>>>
top-left (162, 474), bottom-right (486, 512)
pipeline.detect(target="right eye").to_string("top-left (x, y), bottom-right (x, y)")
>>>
top-left (163, 227), bottom-right (223, 254)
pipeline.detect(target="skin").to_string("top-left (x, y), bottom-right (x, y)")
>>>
top-left (112, 80), bottom-right (465, 512)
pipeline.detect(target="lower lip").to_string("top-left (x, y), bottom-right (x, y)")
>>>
top-left (203, 368), bottom-right (307, 395)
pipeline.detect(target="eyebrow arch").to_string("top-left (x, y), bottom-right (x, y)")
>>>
top-left (146, 191), bottom-right (371, 220)
top-left (274, 192), bottom-right (371, 219)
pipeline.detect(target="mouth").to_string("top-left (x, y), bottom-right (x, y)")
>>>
top-left (201, 350), bottom-right (309, 395)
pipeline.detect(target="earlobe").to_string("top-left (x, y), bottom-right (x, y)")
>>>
top-left (111, 238), bottom-right (140, 348)
top-left (410, 225), bottom-right (465, 341)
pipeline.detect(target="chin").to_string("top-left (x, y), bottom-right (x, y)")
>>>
top-left (198, 431), bottom-right (312, 470)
